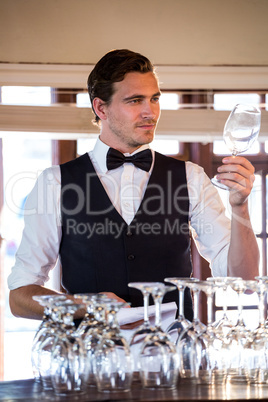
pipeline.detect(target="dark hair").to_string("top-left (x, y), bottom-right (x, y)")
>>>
top-left (87, 49), bottom-right (155, 125)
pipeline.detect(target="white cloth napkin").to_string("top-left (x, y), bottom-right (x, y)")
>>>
top-left (117, 301), bottom-right (177, 326)
top-left (118, 301), bottom-right (177, 342)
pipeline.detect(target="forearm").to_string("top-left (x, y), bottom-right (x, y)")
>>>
top-left (9, 285), bottom-right (87, 320)
top-left (228, 202), bottom-right (259, 280)
top-left (9, 285), bottom-right (62, 320)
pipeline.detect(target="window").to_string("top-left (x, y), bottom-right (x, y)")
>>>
top-left (2, 136), bottom-right (52, 380)
top-left (1, 87), bottom-right (54, 380)
top-left (0, 84), bottom-right (267, 378)
top-left (214, 93), bottom-right (261, 111)
top-left (1, 86), bottom-right (51, 106)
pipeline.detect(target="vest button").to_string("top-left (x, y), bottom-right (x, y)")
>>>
top-left (127, 254), bottom-right (135, 260)
top-left (126, 230), bottom-right (133, 237)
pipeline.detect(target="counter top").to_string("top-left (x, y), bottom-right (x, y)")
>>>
top-left (1, 377), bottom-right (268, 401)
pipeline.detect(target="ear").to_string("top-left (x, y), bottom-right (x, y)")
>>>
top-left (92, 98), bottom-right (108, 121)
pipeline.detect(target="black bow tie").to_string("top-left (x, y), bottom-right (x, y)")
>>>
top-left (106, 148), bottom-right (152, 172)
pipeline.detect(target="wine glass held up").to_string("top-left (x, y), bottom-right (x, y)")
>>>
top-left (211, 104), bottom-right (261, 191)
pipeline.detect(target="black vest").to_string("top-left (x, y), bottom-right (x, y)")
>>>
top-left (60, 152), bottom-right (193, 320)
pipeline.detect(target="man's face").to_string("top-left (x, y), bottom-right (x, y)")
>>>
top-left (100, 71), bottom-right (161, 153)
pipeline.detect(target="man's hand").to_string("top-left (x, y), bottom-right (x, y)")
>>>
top-left (99, 292), bottom-right (144, 329)
top-left (215, 156), bottom-right (255, 206)
top-left (99, 292), bottom-right (130, 305)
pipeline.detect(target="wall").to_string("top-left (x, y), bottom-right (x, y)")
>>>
top-left (0, 0), bottom-right (268, 66)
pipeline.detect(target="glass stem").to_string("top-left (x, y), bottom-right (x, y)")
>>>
top-left (143, 292), bottom-right (150, 324)
top-left (107, 309), bottom-right (117, 329)
top-left (95, 306), bottom-right (106, 325)
top-left (222, 285), bottom-right (228, 318)
top-left (154, 295), bottom-right (164, 329)
top-left (206, 293), bottom-right (214, 330)
top-left (63, 312), bottom-right (75, 334)
top-left (258, 290), bottom-right (265, 328)
top-left (178, 286), bottom-right (185, 320)
top-left (236, 290), bottom-right (244, 326)
top-left (43, 306), bottom-right (51, 322)
top-left (193, 289), bottom-right (200, 324)
top-left (87, 301), bottom-right (95, 318)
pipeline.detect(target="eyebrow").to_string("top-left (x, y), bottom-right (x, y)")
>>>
top-left (123, 91), bottom-right (161, 102)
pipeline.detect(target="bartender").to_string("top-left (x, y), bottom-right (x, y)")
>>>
top-left (8, 49), bottom-right (259, 323)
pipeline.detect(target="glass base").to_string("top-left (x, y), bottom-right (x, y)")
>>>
top-left (211, 176), bottom-right (230, 191)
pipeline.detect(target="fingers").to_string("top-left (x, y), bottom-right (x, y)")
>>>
top-left (215, 156), bottom-right (255, 205)
top-left (216, 157), bottom-right (254, 186)
top-left (99, 292), bottom-right (130, 306)
top-left (222, 156), bottom-right (255, 173)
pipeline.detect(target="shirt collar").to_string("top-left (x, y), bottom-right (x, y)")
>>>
top-left (92, 136), bottom-right (152, 174)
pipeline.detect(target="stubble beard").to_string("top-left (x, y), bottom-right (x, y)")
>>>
top-left (109, 120), bottom-right (157, 150)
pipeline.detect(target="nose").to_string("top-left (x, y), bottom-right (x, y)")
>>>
top-left (141, 100), bottom-right (159, 120)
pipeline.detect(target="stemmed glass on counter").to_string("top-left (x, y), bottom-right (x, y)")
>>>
top-left (224, 279), bottom-right (257, 384)
top-left (137, 282), bottom-right (180, 389)
top-left (211, 103), bottom-right (261, 190)
top-left (74, 293), bottom-right (111, 337)
top-left (49, 302), bottom-right (87, 396)
top-left (177, 279), bottom-right (207, 380)
top-left (245, 277), bottom-right (268, 385)
top-left (73, 293), bottom-right (99, 338)
top-left (74, 293), bottom-right (110, 387)
top-left (164, 277), bottom-right (198, 343)
top-left (36, 299), bottom-right (86, 394)
top-left (31, 276), bottom-right (268, 393)
top-left (128, 282), bottom-right (156, 349)
top-left (31, 295), bottom-right (67, 385)
top-left (194, 281), bottom-right (226, 385)
top-left (206, 277), bottom-right (242, 337)
top-left (93, 300), bottom-right (134, 393)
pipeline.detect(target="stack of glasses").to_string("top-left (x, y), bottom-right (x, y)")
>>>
top-left (31, 276), bottom-right (268, 396)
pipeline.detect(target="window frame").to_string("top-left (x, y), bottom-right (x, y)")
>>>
top-left (1, 74), bottom-right (268, 375)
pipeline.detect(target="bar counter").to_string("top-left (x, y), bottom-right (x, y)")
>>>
top-left (1, 377), bottom-right (268, 401)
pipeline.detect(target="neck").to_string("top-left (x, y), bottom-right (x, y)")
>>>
top-left (99, 134), bottom-right (146, 154)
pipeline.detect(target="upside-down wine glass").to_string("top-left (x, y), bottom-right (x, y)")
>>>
top-left (50, 302), bottom-right (87, 396)
top-left (225, 279), bottom-right (256, 384)
top-left (177, 279), bottom-right (207, 380)
top-left (138, 282), bottom-right (180, 389)
top-left (31, 295), bottom-right (67, 385)
top-left (164, 277), bottom-right (198, 344)
top-left (128, 282), bottom-right (156, 349)
top-left (74, 293), bottom-right (108, 338)
top-left (73, 293), bottom-right (97, 337)
top-left (37, 299), bottom-right (76, 390)
top-left (211, 103), bottom-right (261, 190)
top-left (79, 294), bottom-right (113, 387)
top-left (93, 300), bottom-right (134, 392)
top-left (246, 277), bottom-right (268, 385)
top-left (127, 282), bottom-right (157, 377)
top-left (206, 277), bottom-right (242, 338)
top-left (195, 281), bottom-right (226, 385)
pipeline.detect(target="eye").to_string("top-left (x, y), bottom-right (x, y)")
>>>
top-left (152, 96), bottom-right (160, 103)
top-left (129, 98), bottom-right (142, 104)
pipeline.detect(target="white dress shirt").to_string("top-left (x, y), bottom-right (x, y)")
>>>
top-left (8, 137), bottom-right (231, 290)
